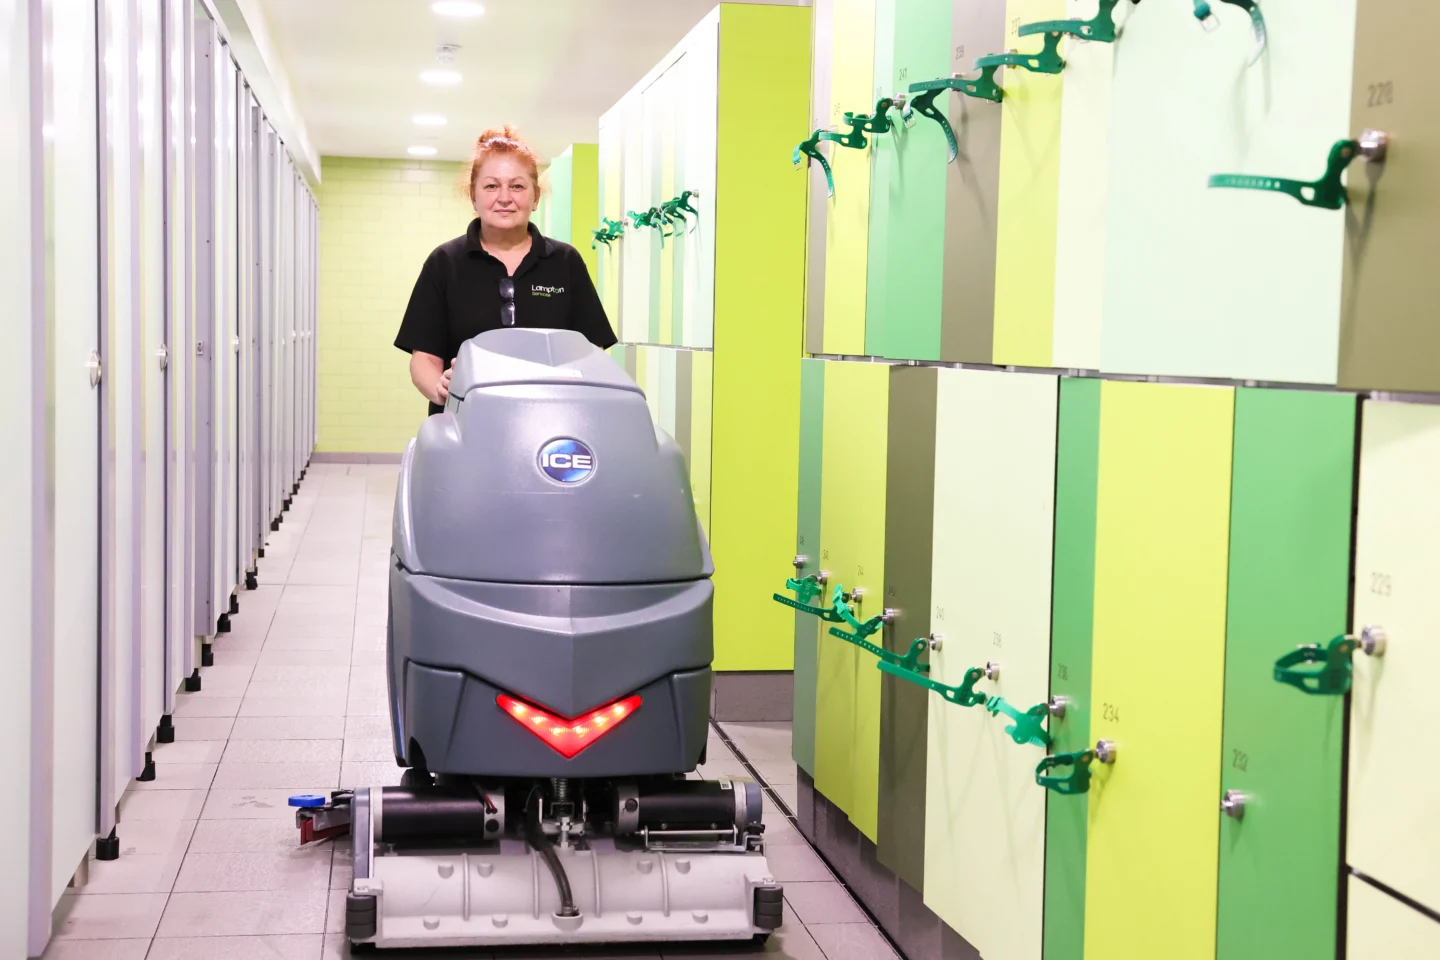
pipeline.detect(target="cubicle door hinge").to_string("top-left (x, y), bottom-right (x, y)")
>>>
top-left (157, 344), bottom-right (169, 369)
top-left (87, 350), bottom-right (102, 388)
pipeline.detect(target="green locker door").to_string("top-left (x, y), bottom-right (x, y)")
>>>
top-left (1216, 389), bottom-right (1356, 959)
top-left (863, 0), bottom-right (950, 361)
top-left (924, 368), bottom-right (1057, 960)
top-left (793, 358), bottom-right (827, 777)
top-left (1084, 381), bottom-right (1234, 960)
top-left (805, 0), bottom-right (835, 354)
top-left (1338, 1), bottom-right (1440, 393)
top-left (877, 365), bottom-right (938, 891)
top-left (1348, 399), bottom-right (1440, 915)
top-left (1347, 876), bottom-right (1440, 959)
top-left (816, 360), bottom-right (889, 839)
top-left (1043, 376), bottom-right (1101, 960)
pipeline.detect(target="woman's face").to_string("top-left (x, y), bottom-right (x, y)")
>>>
top-left (472, 154), bottom-right (537, 231)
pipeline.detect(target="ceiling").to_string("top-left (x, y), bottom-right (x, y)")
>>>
top-left (256, 0), bottom-right (803, 168)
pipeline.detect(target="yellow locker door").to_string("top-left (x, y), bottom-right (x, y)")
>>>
top-left (1083, 381), bottom-right (1234, 960)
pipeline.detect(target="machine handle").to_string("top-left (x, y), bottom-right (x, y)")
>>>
top-left (1273, 626), bottom-right (1387, 695)
top-left (1209, 134), bottom-right (1387, 210)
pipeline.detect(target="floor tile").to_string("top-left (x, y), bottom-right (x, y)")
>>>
top-left (807, 922), bottom-right (902, 959)
top-left (212, 761), bottom-right (341, 790)
top-left (156, 890), bottom-right (330, 937)
top-left (174, 851), bottom-right (334, 892)
top-left (174, 696), bottom-right (242, 718)
top-left (116, 789), bottom-right (207, 822)
top-left (146, 934), bottom-right (325, 960)
top-left (341, 738), bottom-right (396, 762)
top-left (129, 762), bottom-right (217, 791)
top-left (261, 636), bottom-right (352, 653)
top-left (239, 697), bottom-right (350, 718)
top-left (782, 882), bottom-right (868, 925)
top-left (224, 739), bottom-right (343, 762)
top-left (258, 647), bottom-right (355, 667)
top-left (339, 760), bottom-right (405, 787)
top-left (74, 849), bottom-right (187, 896)
top-left (190, 818), bottom-right (329, 855)
top-left (50, 892), bottom-right (168, 940)
top-left (231, 716), bottom-right (347, 740)
top-left (751, 760), bottom-right (798, 786)
top-left (152, 739), bottom-right (226, 765)
top-left (246, 678), bottom-right (351, 700)
top-left (762, 843), bottom-right (834, 883)
top-left (343, 715), bottom-right (393, 739)
top-left (661, 924), bottom-right (823, 959)
top-left (105, 818), bottom-right (197, 858)
top-left (202, 789), bottom-right (335, 820)
top-left (171, 716), bottom-right (235, 741)
top-left (38, 939), bottom-right (152, 959)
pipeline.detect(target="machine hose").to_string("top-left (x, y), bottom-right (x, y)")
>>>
top-left (525, 790), bottom-right (578, 917)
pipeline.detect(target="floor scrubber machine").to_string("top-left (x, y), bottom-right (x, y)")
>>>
top-left (290, 328), bottom-right (783, 952)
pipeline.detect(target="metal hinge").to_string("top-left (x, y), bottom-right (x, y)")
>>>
top-left (87, 350), bottom-right (102, 388)
top-left (157, 344), bottom-right (169, 369)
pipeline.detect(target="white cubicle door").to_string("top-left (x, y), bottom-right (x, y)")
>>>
top-left (191, 8), bottom-right (215, 640)
top-left (51, 0), bottom-right (102, 904)
top-left (215, 48), bottom-right (238, 623)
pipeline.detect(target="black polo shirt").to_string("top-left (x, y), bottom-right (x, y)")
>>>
top-left (394, 219), bottom-right (618, 414)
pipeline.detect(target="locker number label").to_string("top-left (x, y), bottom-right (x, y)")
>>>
top-left (992, 632), bottom-right (1003, 648)
top-left (1367, 82), bottom-right (1394, 107)
top-left (1369, 572), bottom-right (1392, 597)
top-left (1101, 702), bottom-right (1121, 723)
top-left (1232, 748), bottom-right (1250, 773)
top-left (934, 605), bottom-right (946, 621)
top-left (1057, 663), bottom-right (1069, 682)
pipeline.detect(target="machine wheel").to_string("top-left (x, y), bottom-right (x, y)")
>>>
top-left (347, 942), bottom-right (376, 955)
top-left (399, 768), bottom-right (431, 788)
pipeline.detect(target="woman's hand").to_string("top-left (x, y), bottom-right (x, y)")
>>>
top-left (436, 363), bottom-right (453, 404)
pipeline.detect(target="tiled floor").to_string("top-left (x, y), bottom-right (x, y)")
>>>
top-left (41, 463), bottom-right (898, 960)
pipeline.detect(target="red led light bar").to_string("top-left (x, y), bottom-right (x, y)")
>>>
top-left (496, 693), bottom-right (642, 759)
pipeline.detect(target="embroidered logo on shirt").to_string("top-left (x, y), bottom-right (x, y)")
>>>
top-left (531, 284), bottom-right (565, 298)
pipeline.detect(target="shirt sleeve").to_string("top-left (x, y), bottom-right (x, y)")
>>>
top-left (566, 248), bottom-right (618, 350)
top-left (393, 249), bottom-right (450, 358)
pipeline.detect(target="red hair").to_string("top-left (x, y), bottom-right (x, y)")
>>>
top-left (462, 125), bottom-right (542, 202)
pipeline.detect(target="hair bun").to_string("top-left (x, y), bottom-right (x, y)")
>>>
top-left (460, 124), bottom-right (543, 202)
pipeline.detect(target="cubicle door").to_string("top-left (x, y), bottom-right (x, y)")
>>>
top-left (50, 0), bottom-right (102, 902)
top-left (191, 8), bottom-right (215, 640)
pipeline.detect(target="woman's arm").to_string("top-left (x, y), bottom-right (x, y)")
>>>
top-left (409, 351), bottom-right (451, 405)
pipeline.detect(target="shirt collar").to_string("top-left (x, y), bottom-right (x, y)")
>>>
top-left (465, 219), bottom-right (556, 260)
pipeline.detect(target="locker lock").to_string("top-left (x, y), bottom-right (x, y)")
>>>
top-left (928, 633), bottom-right (943, 652)
top-left (792, 555), bottom-right (808, 570)
top-left (816, 570), bottom-right (830, 586)
top-left (984, 661), bottom-right (1001, 681)
top-left (1221, 789), bottom-right (1248, 821)
top-left (1048, 695), bottom-right (1069, 719)
top-left (1358, 624), bottom-right (1386, 657)
top-left (1094, 739), bottom-right (1117, 765)
top-left (157, 345), bottom-right (169, 370)
top-left (87, 350), bottom-right (102, 388)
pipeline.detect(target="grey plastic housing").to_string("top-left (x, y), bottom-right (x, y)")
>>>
top-left (387, 328), bottom-right (715, 778)
top-left (394, 327), bottom-right (712, 585)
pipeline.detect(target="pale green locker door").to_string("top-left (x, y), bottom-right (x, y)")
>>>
top-left (924, 368), bottom-right (1057, 960)
top-left (619, 93), bottom-right (650, 343)
top-left (1347, 876), bottom-right (1440, 958)
top-left (1348, 399), bottom-right (1440, 915)
top-left (1084, 381), bottom-right (1234, 960)
top-left (815, 360), bottom-right (888, 839)
top-left (1100, 0), bottom-right (1355, 382)
top-left (677, 18), bottom-right (717, 349)
top-left (597, 115), bottom-right (623, 322)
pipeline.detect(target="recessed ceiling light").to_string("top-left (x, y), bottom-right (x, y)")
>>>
top-left (413, 114), bottom-right (447, 127)
top-left (420, 69), bottom-right (461, 85)
top-left (432, 1), bottom-right (484, 16)
top-left (408, 145), bottom-right (438, 157)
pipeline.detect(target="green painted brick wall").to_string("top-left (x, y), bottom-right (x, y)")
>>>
top-left (317, 156), bottom-right (474, 453)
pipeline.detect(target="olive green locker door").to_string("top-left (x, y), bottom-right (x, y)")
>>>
top-left (1043, 376), bottom-right (1102, 960)
top-left (1339, 0), bottom-right (1440, 393)
top-left (793, 358), bottom-right (827, 777)
top-left (924, 368), bottom-right (1058, 960)
top-left (1347, 399), bottom-right (1440, 917)
top-left (815, 360), bottom-right (889, 839)
top-left (1084, 381), bottom-right (1234, 960)
top-left (1216, 389), bottom-right (1356, 959)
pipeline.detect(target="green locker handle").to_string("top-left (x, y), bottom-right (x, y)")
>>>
top-left (660, 191), bottom-right (700, 234)
top-left (830, 632), bottom-right (931, 674)
top-left (793, 131), bottom-right (836, 198)
top-left (975, 32), bottom-right (1065, 75)
top-left (843, 96), bottom-right (905, 135)
top-left (1035, 749), bottom-right (1094, 795)
top-left (1208, 134), bottom-right (1388, 210)
top-left (1274, 626), bottom-right (1388, 695)
top-left (772, 577), bottom-right (846, 622)
top-left (1193, 1), bottom-right (1267, 64)
top-left (985, 697), bottom-right (1052, 748)
top-left (906, 70), bottom-right (1004, 163)
top-left (1020, 0), bottom-right (1124, 44)
top-left (878, 661), bottom-right (989, 708)
top-left (589, 217), bottom-right (626, 249)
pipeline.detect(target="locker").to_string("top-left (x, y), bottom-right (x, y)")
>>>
top-left (620, 93), bottom-right (649, 343)
top-left (804, 0), bottom-right (835, 355)
top-left (1338, 0), bottom-right (1440, 392)
top-left (876, 365), bottom-right (938, 891)
top-left (924, 368), bottom-right (1057, 960)
top-left (990, 0), bottom-right (1065, 367)
top-left (815, 360), bottom-right (889, 840)
top-left (1042, 376), bottom-right (1102, 960)
top-left (1051, 0), bottom-right (1122, 370)
top-left (1083, 380), bottom-right (1234, 960)
top-left (1346, 876), bottom-right (1440, 958)
top-left (597, 115), bottom-right (623, 323)
top-left (792, 357), bottom-right (828, 777)
top-left (940, 0), bottom-right (1004, 363)
top-left (863, 0), bottom-right (949, 361)
top-left (689, 350), bottom-right (713, 538)
top-left (820, 0), bottom-right (877, 355)
top-left (50, 0), bottom-right (102, 904)
top-left (1215, 389), bottom-right (1355, 959)
top-left (1347, 399), bottom-right (1440, 915)
top-left (1100, 0), bottom-right (1355, 382)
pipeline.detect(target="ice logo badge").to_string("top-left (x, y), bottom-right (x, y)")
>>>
top-left (539, 438), bottom-right (595, 484)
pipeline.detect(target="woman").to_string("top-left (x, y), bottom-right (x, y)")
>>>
top-left (393, 125), bottom-right (617, 414)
